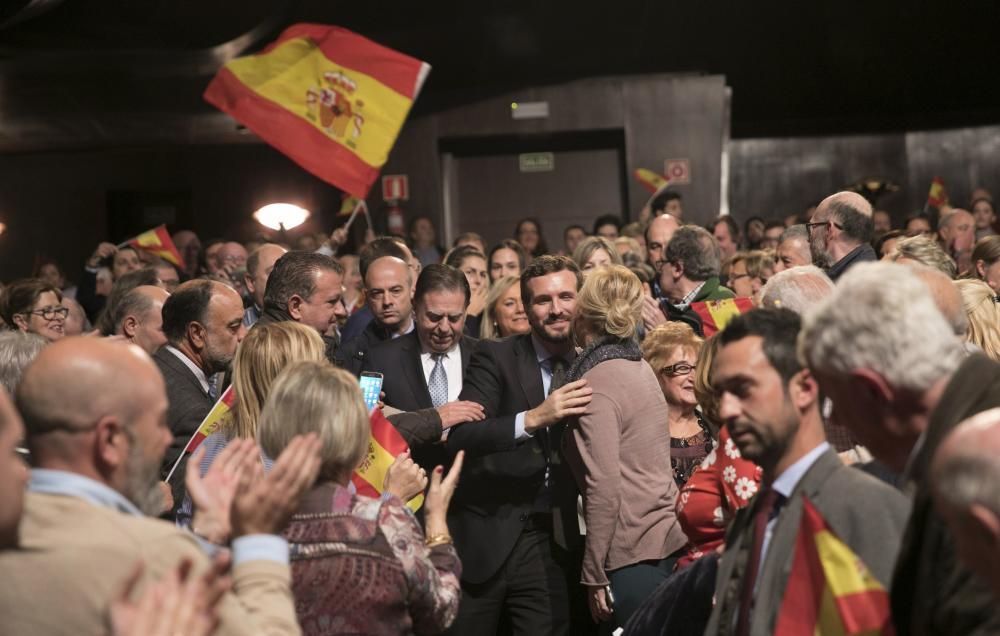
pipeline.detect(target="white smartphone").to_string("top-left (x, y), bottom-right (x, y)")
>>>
top-left (359, 371), bottom-right (384, 412)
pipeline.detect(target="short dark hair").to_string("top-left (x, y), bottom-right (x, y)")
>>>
top-left (264, 251), bottom-right (343, 310)
top-left (592, 214), bottom-right (622, 235)
top-left (0, 279), bottom-right (62, 326)
top-left (719, 307), bottom-right (802, 384)
top-left (514, 217), bottom-right (548, 257)
top-left (444, 245), bottom-right (485, 269)
top-left (162, 280), bottom-right (214, 345)
top-left (97, 268), bottom-right (160, 335)
top-left (829, 199), bottom-right (874, 244)
top-left (713, 216), bottom-right (741, 243)
top-left (452, 231), bottom-right (484, 248)
top-left (414, 264), bottom-right (470, 308)
top-left (650, 189), bottom-right (681, 214)
top-left (874, 229), bottom-right (905, 256)
top-left (563, 224), bottom-right (586, 240)
top-left (520, 255), bottom-right (582, 305)
top-left (665, 226), bottom-right (721, 282)
top-left (764, 219), bottom-right (786, 232)
top-left (112, 287), bottom-right (157, 335)
top-left (906, 212), bottom-right (936, 232)
top-left (359, 236), bottom-right (409, 280)
top-left (488, 239), bottom-right (528, 270)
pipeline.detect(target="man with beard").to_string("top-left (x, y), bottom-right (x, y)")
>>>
top-left (154, 280), bottom-right (246, 516)
top-left (446, 255), bottom-right (594, 635)
top-left (807, 191), bottom-right (876, 282)
top-left (0, 336), bottom-right (321, 635)
top-left (705, 308), bottom-right (909, 635)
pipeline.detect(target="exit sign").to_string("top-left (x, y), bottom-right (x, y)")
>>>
top-left (518, 152), bottom-right (555, 173)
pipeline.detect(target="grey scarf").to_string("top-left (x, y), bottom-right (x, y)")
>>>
top-left (565, 336), bottom-right (642, 383)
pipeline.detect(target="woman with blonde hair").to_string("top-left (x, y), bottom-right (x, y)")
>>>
top-left (572, 235), bottom-right (623, 277)
top-left (891, 234), bottom-right (958, 278)
top-left (259, 361), bottom-right (464, 635)
top-left (563, 264), bottom-right (687, 628)
top-left (955, 279), bottom-right (1000, 359)
top-left (479, 275), bottom-right (530, 340)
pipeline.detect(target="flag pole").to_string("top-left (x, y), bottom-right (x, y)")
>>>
top-left (163, 425), bottom-right (204, 484)
top-left (342, 198), bottom-right (366, 232)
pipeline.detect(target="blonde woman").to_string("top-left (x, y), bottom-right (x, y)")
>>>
top-left (563, 264), bottom-right (687, 628)
top-left (890, 234), bottom-right (957, 278)
top-left (259, 361), bottom-right (464, 635)
top-left (955, 279), bottom-right (1000, 359)
top-left (572, 235), bottom-right (623, 277)
top-left (479, 275), bottom-right (530, 340)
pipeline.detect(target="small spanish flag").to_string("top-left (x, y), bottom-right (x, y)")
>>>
top-left (635, 168), bottom-right (669, 193)
top-left (690, 297), bottom-right (753, 337)
top-left (122, 225), bottom-right (185, 268)
top-left (352, 408), bottom-right (424, 512)
top-left (774, 497), bottom-right (894, 636)
top-left (164, 385), bottom-right (236, 483)
top-left (204, 24), bottom-right (430, 199)
top-left (927, 177), bottom-right (948, 208)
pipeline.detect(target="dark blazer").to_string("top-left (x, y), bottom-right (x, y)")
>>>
top-left (705, 448), bottom-right (911, 635)
top-left (891, 354), bottom-right (1000, 636)
top-left (338, 319), bottom-right (398, 376)
top-left (363, 332), bottom-right (476, 471)
top-left (153, 347), bottom-right (214, 516)
top-left (446, 334), bottom-right (578, 584)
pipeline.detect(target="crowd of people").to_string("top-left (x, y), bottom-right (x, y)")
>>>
top-left (2, 182), bottom-right (1000, 635)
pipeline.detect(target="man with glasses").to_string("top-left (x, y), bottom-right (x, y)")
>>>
top-left (807, 191), bottom-right (876, 282)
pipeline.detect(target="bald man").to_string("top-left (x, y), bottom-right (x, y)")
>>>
top-left (0, 337), bottom-right (316, 635)
top-left (243, 243), bottom-right (288, 328)
top-left (154, 280), bottom-right (246, 513)
top-left (113, 285), bottom-right (170, 355)
top-left (339, 255), bottom-right (414, 375)
top-left (808, 191), bottom-right (876, 281)
top-left (932, 408), bottom-right (1000, 600)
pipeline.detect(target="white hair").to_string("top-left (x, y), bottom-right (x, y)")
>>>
top-left (0, 331), bottom-right (47, 394)
top-left (798, 262), bottom-right (964, 392)
top-left (760, 265), bottom-right (834, 314)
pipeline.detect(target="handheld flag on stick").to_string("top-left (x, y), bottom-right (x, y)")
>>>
top-left (690, 297), bottom-right (754, 337)
top-left (204, 24), bottom-right (431, 198)
top-left (774, 497), bottom-right (895, 636)
top-left (927, 177), bottom-right (948, 209)
top-left (164, 385), bottom-right (236, 484)
top-left (635, 168), bottom-right (669, 193)
top-left (352, 408), bottom-right (424, 512)
top-left (120, 225), bottom-right (185, 268)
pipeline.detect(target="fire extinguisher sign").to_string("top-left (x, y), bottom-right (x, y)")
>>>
top-left (381, 175), bottom-right (410, 202)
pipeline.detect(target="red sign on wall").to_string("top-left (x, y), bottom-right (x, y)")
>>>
top-left (664, 159), bottom-right (691, 185)
top-left (381, 174), bottom-right (409, 201)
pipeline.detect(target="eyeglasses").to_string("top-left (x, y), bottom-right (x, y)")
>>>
top-left (805, 219), bottom-right (844, 236)
top-left (662, 362), bottom-right (696, 377)
top-left (27, 305), bottom-right (69, 321)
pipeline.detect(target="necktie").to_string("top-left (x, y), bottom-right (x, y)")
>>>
top-left (548, 356), bottom-right (567, 395)
top-left (428, 354), bottom-right (448, 407)
top-left (735, 488), bottom-right (784, 636)
top-left (207, 374), bottom-right (219, 401)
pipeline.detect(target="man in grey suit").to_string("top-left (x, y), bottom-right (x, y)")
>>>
top-left (154, 279), bottom-right (246, 516)
top-left (705, 308), bottom-right (909, 636)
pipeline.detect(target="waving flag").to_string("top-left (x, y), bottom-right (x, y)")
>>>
top-left (164, 385), bottom-right (236, 483)
top-left (204, 24), bottom-right (430, 198)
top-left (927, 177), bottom-right (948, 208)
top-left (691, 297), bottom-right (753, 337)
top-left (352, 408), bottom-right (424, 512)
top-left (121, 225), bottom-right (184, 268)
top-left (774, 497), bottom-right (894, 636)
top-left (635, 168), bottom-right (669, 193)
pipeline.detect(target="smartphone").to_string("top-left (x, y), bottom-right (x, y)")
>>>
top-left (359, 372), bottom-right (384, 412)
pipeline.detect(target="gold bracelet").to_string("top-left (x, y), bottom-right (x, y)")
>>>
top-left (425, 533), bottom-right (453, 547)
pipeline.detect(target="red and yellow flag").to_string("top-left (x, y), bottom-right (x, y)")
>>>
top-left (352, 408), bottom-right (424, 512)
top-left (927, 177), bottom-right (948, 208)
top-left (123, 225), bottom-right (185, 268)
top-left (774, 497), bottom-right (894, 636)
top-left (164, 385), bottom-right (236, 483)
top-left (635, 168), bottom-right (669, 193)
top-left (690, 297), bottom-right (753, 337)
top-left (204, 24), bottom-right (431, 199)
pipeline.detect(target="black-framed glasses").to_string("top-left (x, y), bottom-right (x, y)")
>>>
top-left (806, 219), bottom-right (844, 236)
top-left (662, 362), bottom-right (696, 377)
top-left (26, 305), bottom-right (69, 321)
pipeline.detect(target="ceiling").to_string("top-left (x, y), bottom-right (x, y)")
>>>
top-left (2, 0), bottom-right (999, 152)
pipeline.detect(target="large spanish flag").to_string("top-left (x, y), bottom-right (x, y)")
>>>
top-left (691, 297), bottom-right (753, 337)
top-left (774, 497), bottom-right (894, 636)
top-left (352, 408), bottom-right (424, 512)
top-left (122, 225), bottom-right (185, 268)
top-left (204, 24), bottom-right (431, 198)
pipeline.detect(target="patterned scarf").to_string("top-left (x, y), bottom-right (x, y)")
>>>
top-left (565, 335), bottom-right (642, 384)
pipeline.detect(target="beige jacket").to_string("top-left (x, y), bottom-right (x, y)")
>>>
top-left (563, 358), bottom-right (688, 586)
top-left (0, 492), bottom-right (300, 636)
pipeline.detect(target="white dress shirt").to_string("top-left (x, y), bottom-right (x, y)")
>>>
top-left (419, 343), bottom-right (463, 403)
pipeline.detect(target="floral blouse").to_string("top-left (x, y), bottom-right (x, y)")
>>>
top-left (675, 427), bottom-right (763, 567)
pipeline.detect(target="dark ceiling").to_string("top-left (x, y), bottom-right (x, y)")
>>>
top-left (2, 0), bottom-right (1000, 153)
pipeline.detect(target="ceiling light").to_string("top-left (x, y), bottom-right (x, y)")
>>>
top-left (253, 203), bottom-right (310, 231)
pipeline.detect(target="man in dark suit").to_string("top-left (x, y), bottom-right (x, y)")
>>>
top-left (446, 255), bottom-right (594, 635)
top-left (800, 261), bottom-right (1000, 635)
top-left (154, 279), bottom-right (246, 516)
top-left (706, 308), bottom-right (910, 635)
top-left (339, 255), bottom-right (415, 375)
top-left (363, 264), bottom-right (484, 469)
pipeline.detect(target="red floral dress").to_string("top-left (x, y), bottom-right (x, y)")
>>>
top-left (675, 427), bottom-right (763, 568)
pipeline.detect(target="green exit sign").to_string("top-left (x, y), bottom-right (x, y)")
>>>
top-left (518, 152), bottom-right (555, 173)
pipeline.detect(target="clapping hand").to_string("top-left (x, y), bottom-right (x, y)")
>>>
top-left (187, 439), bottom-right (258, 544)
top-left (384, 449), bottom-right (428, 502)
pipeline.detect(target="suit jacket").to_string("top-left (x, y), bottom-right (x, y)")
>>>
top-left (446, 334), bottom-right (579, 584)
top-left (891, 354), bottom-right (1000, 635)
top-left (153, 347), bottom-right (214, 514)
top-left (338, 319), bottom-right (397, 376)
top-left (0, 492), bottom-right (300, 636)
top-left (705, 449), bottom-right (910, 635)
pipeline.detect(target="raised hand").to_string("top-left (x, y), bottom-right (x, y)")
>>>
top-left (187, 439), bottom-right (258, 544)
top-left (641, 295), bottom-right (667, 330)
top-left (383, 449), bottom-right (428, 501)
top-left (436, 400), bottom-right (486, 429)
top-left (87, 242), bottom-right (118, 268)
top-left (423, 451), bottom-right (464, 537)
top-left (524, 380), bottom-right (593, 433)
